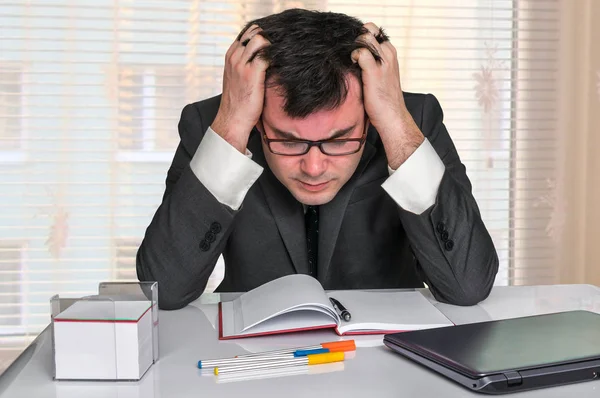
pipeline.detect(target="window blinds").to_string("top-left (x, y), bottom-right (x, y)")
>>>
top-left (0, 0), bottom-right (560, 340)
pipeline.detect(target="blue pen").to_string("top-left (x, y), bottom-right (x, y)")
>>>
top-left (198, 348), bottom-right (330, 369)
top-left (293, 348), bottom-right (329, 357)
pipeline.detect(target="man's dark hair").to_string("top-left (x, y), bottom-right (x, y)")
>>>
top-left (240, 9), bottom-right (388, 118)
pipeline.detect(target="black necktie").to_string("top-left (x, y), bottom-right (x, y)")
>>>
top-left (305, 205), bottom-right (319, 278)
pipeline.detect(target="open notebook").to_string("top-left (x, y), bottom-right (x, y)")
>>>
top-left (218, 274), bottom-right (454, 340)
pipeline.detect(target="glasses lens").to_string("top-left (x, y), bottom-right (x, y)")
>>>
top-left (269, 141), bottom-right (309, 155)
top-left (321, 140), bottom-right (362, 155)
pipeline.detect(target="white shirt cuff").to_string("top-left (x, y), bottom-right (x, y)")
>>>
top-left (190, 127), bottom-right (263, 210)
top-left (382, 139), bottom-right (445, 214)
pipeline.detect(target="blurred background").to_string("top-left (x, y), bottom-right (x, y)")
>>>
top-left (1, 0), bottom-right (599, 368)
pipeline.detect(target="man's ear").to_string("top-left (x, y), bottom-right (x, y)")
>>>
top-left (363, 112), bottom-right (370, 134)
top-left (256, 117), bottom-right (265, 135)
top-left (352, 72), bottom-right (365, 102)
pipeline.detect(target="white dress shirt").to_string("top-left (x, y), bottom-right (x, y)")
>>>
top-left (190, 127), bottom-right (445, 214)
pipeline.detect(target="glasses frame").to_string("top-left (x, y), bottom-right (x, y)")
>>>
top-left (261, 117), bottom-right (369, 157)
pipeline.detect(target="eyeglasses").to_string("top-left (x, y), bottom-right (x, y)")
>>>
top-left (262, 119), bottom-right (368, 156)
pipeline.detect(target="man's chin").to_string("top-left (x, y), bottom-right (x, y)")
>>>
top-left (290, 189), bottom-right (337, 206)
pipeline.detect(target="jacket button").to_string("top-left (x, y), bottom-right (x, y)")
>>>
top-left (441, 230), bottom-right (449, 242)
top-left (210, 222), bottom-right (222, 234)
top-left (199, 239), bottom-right (210, 252)
top-left (205, 231), bottom-right (216, 243)
top-left (436, 222), bottom-right (445, 234)
top-left (444, 239), bottom-right (454, 251)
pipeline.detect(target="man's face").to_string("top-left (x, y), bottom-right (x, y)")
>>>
top-left (259, 75), bottom-right (367, 206)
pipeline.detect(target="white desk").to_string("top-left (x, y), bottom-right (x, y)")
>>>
top-left (2, 285), bottom-right (600, 398)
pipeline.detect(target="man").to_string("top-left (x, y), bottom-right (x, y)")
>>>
top-left (137, 9), bottom-right (499, 310)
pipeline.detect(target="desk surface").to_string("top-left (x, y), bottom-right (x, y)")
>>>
top-left (2, 284), bottom-right (600, 398)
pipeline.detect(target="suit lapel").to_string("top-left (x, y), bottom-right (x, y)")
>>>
top-left (249, 129), bottom-right (310, 275)
top-left (317, 126), bottom-right (378, 282)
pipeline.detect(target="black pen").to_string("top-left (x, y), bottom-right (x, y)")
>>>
top-left (329, 297), bottom-right (351, 322)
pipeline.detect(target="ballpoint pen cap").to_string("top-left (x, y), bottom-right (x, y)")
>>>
top-left (294, 348), bottom-right (329, 357)
top-left (307, 351), bottom-right (345, 365)
top-left (321, 340), bottom-right (356, 351)
top-left (326, 344), bottom-right (355, 353)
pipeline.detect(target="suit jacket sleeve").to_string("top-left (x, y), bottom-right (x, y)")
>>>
top-left (398, 94), bottom-right (499, 306)
top-left (136, 103), bottom-right (238, 310)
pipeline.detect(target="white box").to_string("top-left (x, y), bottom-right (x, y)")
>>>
top-left (51, 282), bottom-right (159, 381)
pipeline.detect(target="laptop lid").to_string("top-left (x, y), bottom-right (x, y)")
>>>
top-left (383, 310), bottom-right (600, 394)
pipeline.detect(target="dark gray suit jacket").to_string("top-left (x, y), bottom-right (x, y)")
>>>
top-left (137, 92), bottom-right (499, 310)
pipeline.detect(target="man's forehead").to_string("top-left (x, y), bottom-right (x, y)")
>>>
top-left (262, 87), bottom-right (365, 141)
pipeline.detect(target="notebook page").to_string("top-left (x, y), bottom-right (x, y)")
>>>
top-left (237, 274), bottom-right (337, 332)
top-left (235, 310), bottom-right (337, 337)
top-left (327, 291), bottom-right (453, 334)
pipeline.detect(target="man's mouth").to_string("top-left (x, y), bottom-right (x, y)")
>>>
top-left (299, 181), bottom-right (330, 192)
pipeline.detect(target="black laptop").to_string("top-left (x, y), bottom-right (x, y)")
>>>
top-left (383, 310), bottom-right (600, 394)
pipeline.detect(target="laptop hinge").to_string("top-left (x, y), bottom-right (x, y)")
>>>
top-left (503, 371), bottom-right (523, 387)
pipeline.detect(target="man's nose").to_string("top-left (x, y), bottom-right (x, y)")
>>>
top-left (300, 146), bottom-right (327, 177)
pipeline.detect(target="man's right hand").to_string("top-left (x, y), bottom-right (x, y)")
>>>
top-left (211, 25), bottom-right (271, 154)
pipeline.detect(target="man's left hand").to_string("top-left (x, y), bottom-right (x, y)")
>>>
top-left (351, 23), bottom-right (425, 170)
